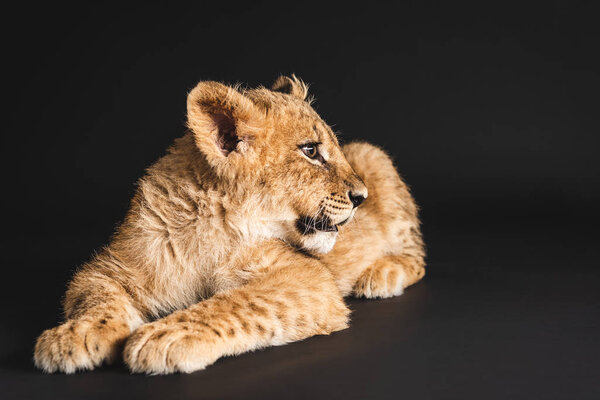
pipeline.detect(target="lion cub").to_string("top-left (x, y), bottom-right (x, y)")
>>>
top-left (34, 76), bottom-right (425, 374)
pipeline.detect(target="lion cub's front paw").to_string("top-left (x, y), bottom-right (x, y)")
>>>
top-left (34, 318), bottom-right (130, 373)
top-left (124, 320), bottom-right (222, 374)
top-left (353, 262), bottom-right (406, 299)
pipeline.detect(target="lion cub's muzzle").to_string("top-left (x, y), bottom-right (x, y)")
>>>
top-left (296, 186), bottom-right (368, 235)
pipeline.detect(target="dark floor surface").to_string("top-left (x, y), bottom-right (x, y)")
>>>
top-left (1, 211), bottom-right (598, 400)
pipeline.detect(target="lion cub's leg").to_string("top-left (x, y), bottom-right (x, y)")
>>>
top-left (34, 253), bottom-right (144, 373)
top-left (124, 241), bottom-right (349, 374)
top-left (353, 254), bottom-right (425, 298)
top-left (331, 142), bottom-right (425, 299)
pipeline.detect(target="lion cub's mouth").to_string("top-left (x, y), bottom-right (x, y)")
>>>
top-left (296, 215), bottom-right (338, 234)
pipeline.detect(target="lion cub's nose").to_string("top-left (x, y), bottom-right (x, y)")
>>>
top-left (348, 191), bottom-right (366, 208)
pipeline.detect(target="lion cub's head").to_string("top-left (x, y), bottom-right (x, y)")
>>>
top-left (186, 75), bottom-right (367, 254)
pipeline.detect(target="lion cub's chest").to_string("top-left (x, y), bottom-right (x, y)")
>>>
top-left (156, 230), bottom-right (270, 312)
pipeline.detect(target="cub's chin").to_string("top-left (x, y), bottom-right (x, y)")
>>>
top-left (295, 231), bottom-right (338, 254)
top-left (279, 216), bottom-right (341, 254)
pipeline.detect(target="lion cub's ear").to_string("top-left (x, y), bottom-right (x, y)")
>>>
top-left (187, 82), bottom-right (264, 169)
top-left (271, 74), bottom-right (309, 100)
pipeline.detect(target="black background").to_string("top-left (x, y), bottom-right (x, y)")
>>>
top-left (1, 2), bottom-right (599, 399)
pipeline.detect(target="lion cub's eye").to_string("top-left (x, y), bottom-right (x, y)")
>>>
top-left (300, 144), bottom-right (319, 159)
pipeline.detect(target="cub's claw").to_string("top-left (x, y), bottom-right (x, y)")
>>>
top-left (353, 263), bottom-right (406, 299)
top-left (34, 318), bottom-right (130, 374)
top-left (123, 321), bottom-right (222, 374)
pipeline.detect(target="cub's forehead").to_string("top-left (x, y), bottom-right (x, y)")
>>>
top-left (246, 88), bottom-right (338, 144)
top-left (246, 88), bottom-right (314, 115)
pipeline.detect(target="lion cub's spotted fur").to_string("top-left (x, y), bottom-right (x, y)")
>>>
top-left (34, 76), bottom-right (425, 374)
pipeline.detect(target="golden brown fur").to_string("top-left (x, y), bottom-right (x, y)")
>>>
top-left (34, 76), bottom-right (425, 374)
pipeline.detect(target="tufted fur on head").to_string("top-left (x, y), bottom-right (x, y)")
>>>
top-left (271, 74), bottom-right (309, 100)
